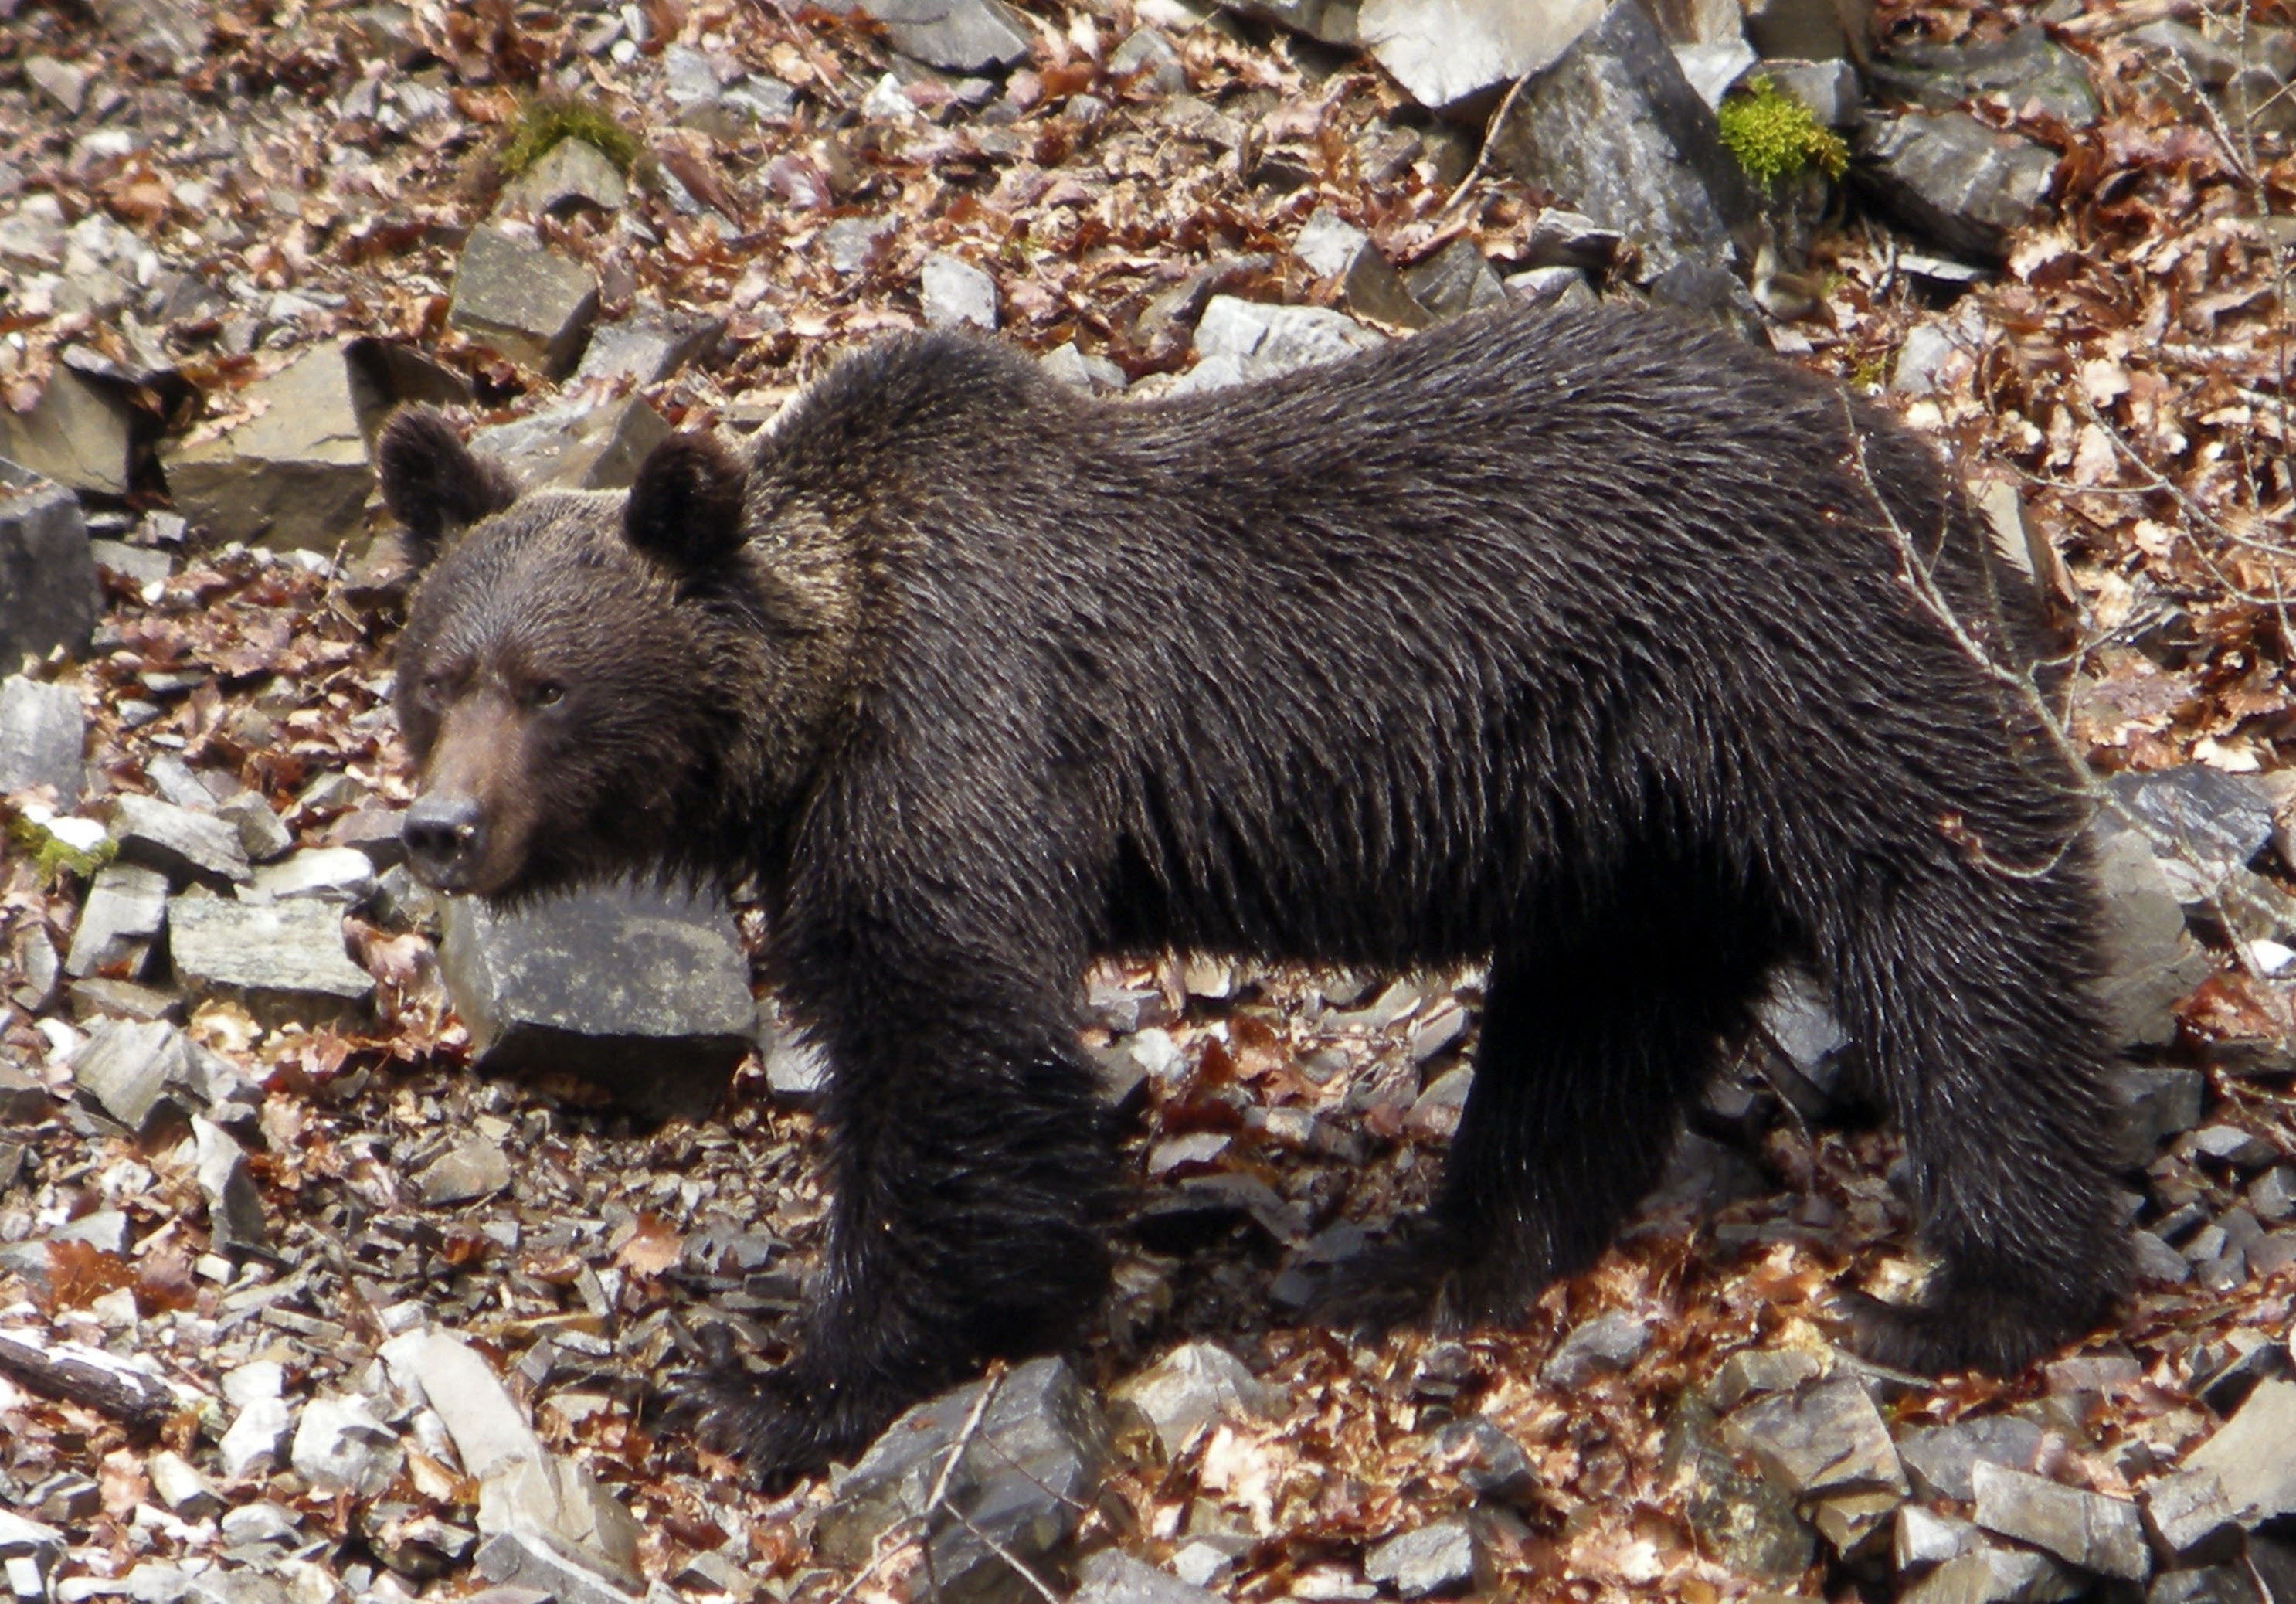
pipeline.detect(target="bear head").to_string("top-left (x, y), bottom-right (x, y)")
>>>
top-left (378, 405), bottom-right (776, 901)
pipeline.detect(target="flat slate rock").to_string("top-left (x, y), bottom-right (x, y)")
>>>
top-left (68, 1016), bottom-right (196, 1134)
top-left (0, 465), bottom-right (99, 666)
top-left (439, 882), bottom-right (755, 1123)
top-left (0, 674), bottom-right (87, 807)
top-left (163, 343), bottom-right (374, 552)
top-left (167, 897), bottom-right (374, 1022)
top-left (1854, 110), bottom-right (2057, 265)
top-left (817, 1356), bottom-right (1111, 1604)
top-left (0, 369), bottom-right (135, 497)
top-left (1356, 0), bottom-right (1609, 112)
top-left (1970, 1460), bottom-right (2148, 1581)
top-left (63, 862), bottom-right (169, 977)
top-left (1720, 1377), bottom-right (1909, 1500)
top-left (856, 0), bottom-right (1033, 72)
top-left (114, 794), bottom-right (253, 886)
top-left (470, 396), bottom-right (667, 491)
top-left (447, 227), bottom-right (601, 379)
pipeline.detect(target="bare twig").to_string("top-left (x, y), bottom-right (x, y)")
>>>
top-left (1432, 72), bottom-right (1533, 225)
top-left (824, 1364), bottom-right (1007, 1604)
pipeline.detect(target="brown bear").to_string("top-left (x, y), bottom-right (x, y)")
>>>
top-left (379, 302), bottom-right (2131, 1487)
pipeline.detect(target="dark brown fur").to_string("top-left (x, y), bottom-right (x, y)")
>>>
top-left (380, 304), bottom-right (2131, 1487)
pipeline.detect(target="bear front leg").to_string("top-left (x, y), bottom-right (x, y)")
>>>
top-left (694, 946), bottom-right (1119, 1488)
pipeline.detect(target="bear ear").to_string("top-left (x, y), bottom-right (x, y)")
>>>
top-left (625, 432), bottom-right (749, 569)
top-left (376, 406), bottom-right (521, 568)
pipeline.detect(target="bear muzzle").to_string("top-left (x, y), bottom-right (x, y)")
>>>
top-left (402, 794), bottom-right (491, 892)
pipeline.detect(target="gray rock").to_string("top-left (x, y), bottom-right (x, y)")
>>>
top-left (216, 1504), bottom-right (300, 1551)
top-left (167, 897), bottom-right (375, 1023)
top-left (1901, 1545), bottom-right (2079, 1603)
top-left (1971, 1460), bottom-right (2148, 1582)
top-left (1357, 0), bottom-right (1611, 113)
top-left (1486, 0), bottom-right (1756, 276)
top-left (1899, 1413), bottom-right (2048, 1503)
top-left (1404, 238), bottom-right (1509, 321)
top-left (113, 794), bottom-right (251, 885)
top-left (51, 1209), bottom-right (131, 1252)
top-left (2148, 1566), bottom-right (2266, 1604)
top-left (415, 1136), bottom-right (511, 1205)
top-left (67, 1016), bottom-right (194, 1134)
top-left (1364, 1520), bottom-right (1480, 1597)
top-left (1503, 266), bottom-right (1599, 310)
top-left (1404, 1063), bottom-right (1472, 1138)
top-left (145, 1449), bottom-right (222, 1521)
top-left (2092, 827), bottom-right (2214, 1047)
top-left (162, 343), bottom-right (381, 552)
top-left (87, 539), bottom-right (171, 593)
top-left (1663, 1397), bottom-right (1816, 1582)
top-left (0, 369), bottom-right (135, 497)
top-left (194, 1116), bottom-right (267, 1252)
top-left (474, 1533), bottom-right (641, 1604)
top-left (572, 307), bottom-right (723, 389)
top-left (0, 468), bottom-right (98, 666)
top-left (817, 1356), bottom-right (1111, 1604)
top-left (88, 0), bottom-right (211, 72)
top-left (469, 396), bottom-right (667, 491)
top-left (2189, 1124), bottom-right (2281, 1170)
top-left (439, 882), bottom-right (754, 1122)
top-left (922, 253), bottom-right (999, 331)
top-left (1897, 1505), bottom-right (1982, 1569)
top-left (2143, 1465), bottom-right (2239, 1563)
top-left (1435, 1415), bottom-right (1537, 1501)
top-left (1742, 0), bottom-right (1866, 61)
top-left (1761, 56), bottom-right (1861, 124)
top-left (447, 227), bottom-right (601, 379)
top-left (1182, 295), bottom-right (1384, 391)
top-left (1109, 27), bottom-right (1188, 93)
top-left (250, 847), bottom-right (378, 908)
top-left (64, 863), bottom-right (169, 979)
top-left (0, 675), bottom-right (87, 807)
top-left (1853, 110), bottom-right (2056, 265)
top-left (2134, 1228), bottom-right (2194, 1285)
top-left (1523, 207), bottom-right (1624, 272)
top-left (1867, 25), bottom-right (2099, 127)
top-left (1069, 1551), bottom-right (1222, 1604)
top-left (1541, 1310), bottom-right (1651, 1388)
top-left (2181, 1378), bottom-right (2296, 1528)
top-left (214, 791), bottom-right (294, 864)
top-left (1292, 207), bottom-right (1430, 328)
top-left (25, 57), bottom-right (91, 115)
top-left (290, 1394), bottom-right (402, 1497)
top-left (1707, 1346), bottom-right (1824, 1411)
top-left (1227, 0), bottom-right (1357, 46)
top-left (0, 1512), bottom-right (66, 1570)
top-left (0, 1061), bottom-right (49, 1123)
top-left (2110, 768), bottom-right (2275, 905)
top-left (820, 215), bottom-right (897, 276)
top-left (1113, 1341), bottom-right (1275, 1459)
top-left (858, 0), bottom-right (1033, 72)
top-left (1673, 40), bottom-right (1756, 108)
top-left (1721, 1378), bottom-right (1908, 1500)
top-left (1040, 343), bottom-right (1129, 394)
top-left (501, 137), bottom-right (627, 217)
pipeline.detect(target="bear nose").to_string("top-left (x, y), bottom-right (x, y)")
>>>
top-left (402, 795), bottom-right (486, 888)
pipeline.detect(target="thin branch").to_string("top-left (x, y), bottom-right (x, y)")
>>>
top-left (824, 1366), bottom-right (1007, 1604)
top-left (1431, 72), bottom-right (1533, 226)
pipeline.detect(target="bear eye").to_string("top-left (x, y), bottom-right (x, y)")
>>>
top-left (529, 681), bottom-right (565, 709)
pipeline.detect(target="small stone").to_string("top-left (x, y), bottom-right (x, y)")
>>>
top-left (1070, 1551), bottom-right (1223, 1604)
top-left (921, 253), bottom-right (998, 331)
top-left (1896, 1505), bottom-right (1981, 1570)
top-left (2180, 1378), bottom-right (2296, 1528)
top-left (25, 57), bottom-right (92, 114)
top-left (1900, 1545), bottom-right (2076, 1604)
top-left (2189, 1124), bottom-right (2281, 1171)
top-left (214, 792), bottom-right (294, 863)
top-left (0, 368), bottom-right (136, 497)
top-left (1180, 296), bottom-right (1383, 392)
top-left (439, 882), bottom-right (753, 1122)
top-left (1434, 1415), bottom-right (1536, 1501)
top-left (2134, 1228), bottom-right (2194, 1285)
top-left (1812, 1487), bottom-right (1903, 1560)
top-left (219, 1396), bottom-right (293, 1480)
top-left (1040, 342), bottom-right (1129, 394)
top-left (1707, 1347), bottom-right (1824, 1412)
top-left (112, 793), bottom-right (250, 885)
top-left (1403, 1065), bottom-right (1472, 1140)
top-left (858, 0), bottom-right (1034, 72)
top-left (469, 396), bottom-right (668, 492)
top-left (501, 138), bottom-right (627, 217)
top-left (1899, 1413), bottom-right (2048, 1503)
top-left (1355, 0), bottom-right (1609, 113)
top-left (193, 1116), bottom-right (269, 1253)
top-left (62, 862), bottom-right (166, 979)
top-left (1108, 27), bottom-right (1187, 93)
top-left (2142, 1465), bottom-right (2238, 1563)
top-left (67, 1016), bottom-right (194, 1134)
top-left (474, 1534), bottom-right (640, 1604)
top-left (167, 897), bottom-right (375, 1023)
top-left (290, 1395), bottom-right (403, 1497)
top-left (448, 227), bottom-right (601, 379)
top-left (1721, 1378), bottom-right (1909, 1500)
top-left (0, 471), bottom-right (98, 668)
top-left (1113, 1341), bottom-right (1275, 1459)
top-left (1866, 25), bottom-right (2098, 127)
top-left (861, 70), bottom-right (919, 119)
top-left (1364, 1520), bottom-right (1480, 1599)
top-left (1971, 1460), bottom-right (2148, 1582)
top-left (243, 848), bottom-right (375, 908)
top-left (1407, 1001), bottom-right (1469, 1062)
top-left (816, 1357), bottom-right (1111, 1602)
top-left (217, 1504), bottom-right (300, 1551)
top-left (416, 1137), bottom-right (512, 1205)
top-left (1503, 266), bottom-right (1598, 311)
top-left (1758, 56), bottom-right (1861, 124)
top-left (1403, 238), bottom-right (1508, 321)
top-left (2115, 1065), bottom-right (2207, 1163)
top-left (1853, 110), bottom-right (2057, 265)
top-left (1292, 206), bottom-right (1431, 329)
top-left (572, 306), bottom-right (723, 389)
top-left (1541, 1311), bottom-right (1651, 1388)
top-left (145, 1450), bottom-right (222, 1521)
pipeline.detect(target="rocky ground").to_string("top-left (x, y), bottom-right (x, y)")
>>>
top-left (3, 0), bottom-right (2296, 1600)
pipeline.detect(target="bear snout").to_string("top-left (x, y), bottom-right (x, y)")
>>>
top-left (402, 793), bottom-right (489, 892)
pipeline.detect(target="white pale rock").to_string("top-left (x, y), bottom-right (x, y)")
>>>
top-left (290, 1395), bottom-right (402, 1496)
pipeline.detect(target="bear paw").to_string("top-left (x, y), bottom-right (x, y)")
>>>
top-left (676, 1348), bottom-right (893, 1491)
top-left (1838, 1281), bottom-right (2109, 1378)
